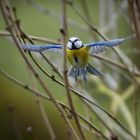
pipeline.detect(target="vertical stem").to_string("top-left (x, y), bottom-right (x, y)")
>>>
top-left (27, 64), bottom-right (56, 140)
top-left (61, 0), bottom-right (86, 140)
top-left (8, 106), bottom-right (23, 140)
top-left (133, 81), bottom-right (139, 140)
top-left (37, 99), bottom-right (56, 140)
top-left (128, 0), bottom-right (140, 46)
top-left (128, 1), bottom-right (139, 139)
top-left (131, 37), bottom-right (139, 140)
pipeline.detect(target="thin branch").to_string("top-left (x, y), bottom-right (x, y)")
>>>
top-left (130, 16), bottom-right (139, 140)
top-left (40, 52), bottom-right (64, 80)
top-left (25, 62), bottom-right (56, 140)
top-left (133, 69), bottom-right (139, 140)
top-left (80, 0), bottom-right (98, 40)
top-left (128, 0), bottom-right (140, 45)
top-left (37, 99), bottom-right (56, 140)
top-left (0, 31), bottom-right (60, 44)
top-left (91, 54), bottom-right (140, 77)
top-left (26, 0), bottom-right (88, 31)
top-left (68, 1), bottom-right (106, 40)
top-left (61, 0), bottom-right (86, 140)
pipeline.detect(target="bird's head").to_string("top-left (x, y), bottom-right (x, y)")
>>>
top-left (67, 37), bottom-right (83, 50)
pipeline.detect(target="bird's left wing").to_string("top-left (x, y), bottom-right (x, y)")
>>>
top-left (85, 38), bottom-right (125, 54)
top-left (21, 44), bottom-right (63, 54)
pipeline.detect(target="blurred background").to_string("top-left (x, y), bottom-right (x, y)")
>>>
top-left (0, 0), bottom-right (140, 140)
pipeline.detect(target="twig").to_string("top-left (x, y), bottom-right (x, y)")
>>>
top-left (61, 0), bottom-right (86, 140)
top-left (27, 66), bottom-right (56, 140)
top-left (7, 106), bottom-right (23, 140)
top-left (0, 31), bottom-right (60, 44)
top-left (80, 0), bottom-right (98, 40)
top-left (128, 0), bottom-right (140, 45)
top-left (26, 0), bottom-right (88, 31)
top-left (68, 1), bottom-right (106, 40)
top-left (130, 20), bottom-right (139, 140)
top-left (37, 99), bottom-right (56, 140)
top-left (133, 67), bottom-right (139, 140)
top-left (91, 54), bottom-right (140, 77)
top-left (40, 52), bottom-right (64, 80)
top-left (15, 29), bottom-right (64, 80)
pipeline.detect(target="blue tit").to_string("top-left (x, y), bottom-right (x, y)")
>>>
top-left (22, 37), bottom-right (126, 82)
top-left (66, 37), bottom-right (103, 81)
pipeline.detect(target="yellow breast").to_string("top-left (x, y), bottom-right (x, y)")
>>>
top-left (67, 47), bottom-right (89, 67)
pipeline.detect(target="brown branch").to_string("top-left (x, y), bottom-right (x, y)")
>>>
top-left (128, 1), bottom-right (140, 139)
top-left (0, 31), bottom-right (60, 44)
top-left (61, 0), bottom-right (86, 140)
top-left (68, 2), bottom-right (106, 40)
top-left (91, 54), bottom-right (140, 77)
top-left (128, 0), bottom-right (140, 46)
top-left (37, 99), bottom-right (56, 140)
top-left (40, 52), bottom-right (64, 80)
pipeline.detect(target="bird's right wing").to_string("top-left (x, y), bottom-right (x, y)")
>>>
top-left (21, 44), bottom-right (63, 54)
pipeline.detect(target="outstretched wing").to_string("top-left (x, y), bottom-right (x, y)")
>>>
top-left (85, 38), bottom-right (125, 54)
top-left (21, 44), bottom-right (63, 54)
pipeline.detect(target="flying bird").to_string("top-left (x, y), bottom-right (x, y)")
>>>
top-left (22, 37), bottom-right (126, 82)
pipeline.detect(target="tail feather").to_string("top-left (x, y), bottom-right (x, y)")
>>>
top-left (68, 63), bottom-right (104, 81)
top-left (68, 66), bottom-right (87, 77)
top-left (68, 66), bottom-right (87, 81)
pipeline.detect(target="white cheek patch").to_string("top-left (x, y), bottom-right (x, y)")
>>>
top-left (74, 41), bottom-right (83, 48)
top-left (67, 42), bottom-right (72, 49)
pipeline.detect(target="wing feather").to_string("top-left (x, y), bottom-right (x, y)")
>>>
top-left (21, 44), bottom-right (63, 54)
top-left (86, 38), bottom-right (125, 54)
